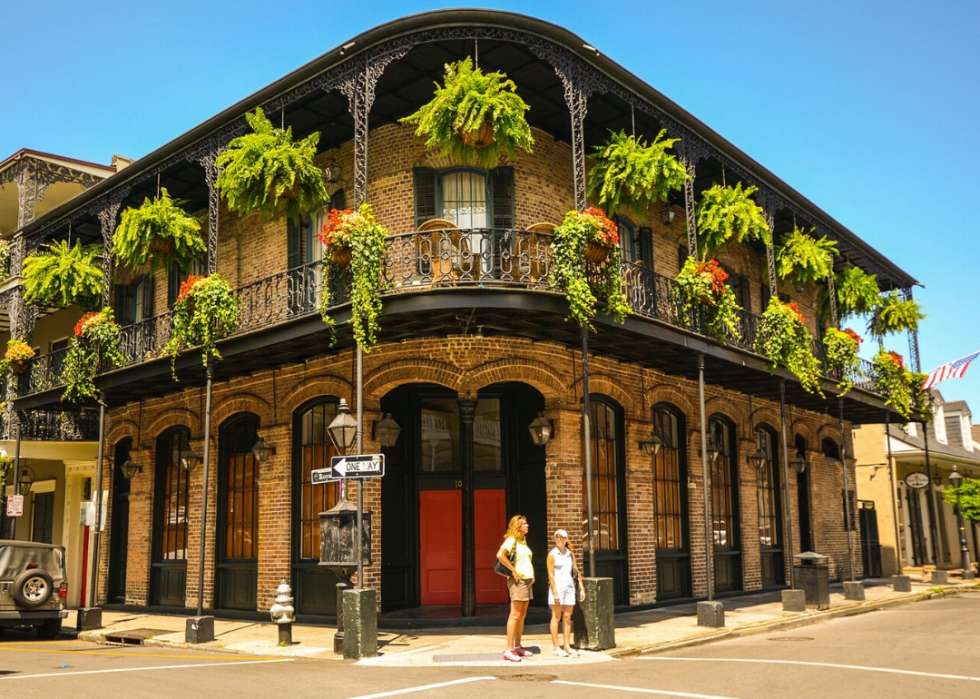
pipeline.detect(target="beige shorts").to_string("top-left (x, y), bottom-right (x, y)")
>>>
top-left (507, 577), bottom-right (534, 602)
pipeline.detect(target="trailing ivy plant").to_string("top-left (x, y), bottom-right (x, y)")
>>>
top-left (586, 129), bottom-right (687, 217)
top-left (695, 183), bottom-right (771, 257)
top-left (755, 297), bottom-right (823, 395)
top-left (0, 239), bottom-right (10, 278)
top-left (823, 327), bottom-right (863, 396)
top-left (216, 107), bottom-right (329, 224)
top-left (114, 188), bottom-right (206, 272)
top-left (318, 204), bottom-right (389, 351)
top-left (551, 208), bottom-right (630, 330)
top-left (61, 308), bottom-right (124, 404)
top-left (400, 57), bottom-right (534, 169)
top-left (871, 350), bottom-right (929, 420)
top-left (164, 274), bottom-right (239, 380)
top-left (869, 291), bottom-right (925, 336)
top-left (22, 240), bottom-right (103, 310)
top-left (672, 257), bottom-right (742, 342)
top-left (0, 452), bottom-right (13, 502)
top-left (775, 227), bottom-right (839, 287)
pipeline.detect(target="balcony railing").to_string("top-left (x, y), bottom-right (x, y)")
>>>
top-left (17, 228), bottom-right (885, 399)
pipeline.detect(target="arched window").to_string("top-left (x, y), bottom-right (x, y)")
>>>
top-left (152, 427), bottom-right (190, 606)
top-left (709, 416), bottom-right (742, 592)
top-left (292, 399), bottom-right (341, 615)
top-left (652, 404), bottom-right (690, 600)
top-left (756, 425), bottom-right (784, 586)
top-left (822, 437), bottom-right (841, 460)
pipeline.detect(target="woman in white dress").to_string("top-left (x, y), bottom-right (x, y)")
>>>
top-left (546, 528), bottom-right (585, 656)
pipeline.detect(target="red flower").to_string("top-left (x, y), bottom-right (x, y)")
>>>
top-left (581, 207), bottom-right (619, 247)
top-left (785, 302), bottom-right (805, 324)
top-left (886, 351), bottom-right (904, 368)
top-left (842, 328), bottom-right (863, 346)
top-left (177, 275), bottom-right (205, 304)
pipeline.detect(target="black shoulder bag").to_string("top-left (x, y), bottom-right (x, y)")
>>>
top-left (494, 543), bottom-right (516, 577)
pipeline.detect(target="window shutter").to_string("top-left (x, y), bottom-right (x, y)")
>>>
top-left (114, 283), bottom-right (131, 324)
top-left (638, 227), bottom-right (654, 271)
top-left (490, 167), bottom-right (515, 229)
top-left (761, 283), bottom-right (772, 309)
top-left (287, 218), bottom-right (303, 271)
top-left (167, 264), bottom-right (181, 306)
top-left (413, 168), bottom-right (437, 228)
top-left (141, 275), bottom-right (155, 320)
top-left (330, 189), bottom-right (346, 210)
top-left (678, 245), bottom-right (689, 269)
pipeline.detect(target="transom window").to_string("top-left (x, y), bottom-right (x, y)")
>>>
top-left (652, 405), bottom-right (684, 550)
top-left (440, 170), bottom-right (487, 228)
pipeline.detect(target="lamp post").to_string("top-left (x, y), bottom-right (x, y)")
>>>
top-left (947, 467), bottom-right (975, 580)
top-left (326, 397), bottom-right (358, 653)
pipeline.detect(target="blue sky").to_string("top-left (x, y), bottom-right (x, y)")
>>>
top-left (3, 1), bottom-right (978, 411)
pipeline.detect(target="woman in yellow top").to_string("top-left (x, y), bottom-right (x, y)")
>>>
top-left (497, 514), bottom-right (534, 662)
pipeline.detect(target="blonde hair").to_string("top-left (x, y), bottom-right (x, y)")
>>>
top-left (503, 514), bottom-right (527, 542)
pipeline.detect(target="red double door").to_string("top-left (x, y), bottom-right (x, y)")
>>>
top-left (418, 489), bottom-right (508, 606)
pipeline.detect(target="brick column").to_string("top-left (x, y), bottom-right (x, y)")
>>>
top-left (257, 423), bottom-right (291, 612)
top-left (184, 435), bottom-right (217, 611)
top-left (687, 427), bottom-right (709, 598)
top-left (126, 446), bottom-right (154, 605)
top-left (625, 415), bottom-right (657, 605)
top-left (739, 436), bottom-right (762, 591)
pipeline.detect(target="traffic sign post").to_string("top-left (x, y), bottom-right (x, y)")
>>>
top-left (331, 454), bottom-right (384, 480)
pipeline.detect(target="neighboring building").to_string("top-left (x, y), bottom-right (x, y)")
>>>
top-left (854, 393), bottom-right (980, 577)
top-left (8, 11), bottom-right (920, 617)
top-left (0, 148), bottom-right (119, 607)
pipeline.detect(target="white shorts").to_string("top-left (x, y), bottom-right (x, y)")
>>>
top-left (549, 588), bottom-right (576, 606)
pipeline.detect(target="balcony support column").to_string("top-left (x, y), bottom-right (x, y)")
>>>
top-left (681, 149), bottom-right (699, 255)
top-left (97, 196), bottom-right (124, 308)
top-left (779, 379), bottom-right (795, 588)
top-left (198, 153), bottom-right (221, 275)
top-left (827, 273), bottom-right (839, 330)
top-left (838, 397), bottom-right (856, 581)
top-left (763, 205), bottom-right (777, 299)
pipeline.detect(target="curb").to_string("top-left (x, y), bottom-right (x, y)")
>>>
top-left (610, 584), bottom-right (978, 658)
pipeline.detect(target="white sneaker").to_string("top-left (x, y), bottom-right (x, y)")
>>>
top-left (566, 648), bottom-right (580, 657)
top-left (516, 646), bottom-right (534, 657)
top-left (552, 648), bottom-right (569, 657)
top-left (503, 649), bottom-right (522, 662)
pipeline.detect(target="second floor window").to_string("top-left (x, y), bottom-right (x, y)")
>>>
top-left (414, 167), bottom-right (514, 230)
top-left (441, 170), bottom-right (487, 228)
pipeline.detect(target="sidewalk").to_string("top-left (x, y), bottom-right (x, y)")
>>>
top-left (68, 574), bottom-right (979, 667)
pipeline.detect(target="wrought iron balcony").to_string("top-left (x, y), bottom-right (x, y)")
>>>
top-left (16, 227), bottom-right (884, 400)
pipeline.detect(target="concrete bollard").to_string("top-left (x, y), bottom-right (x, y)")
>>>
top-left (573, 578), bottom-right (616, 650)
top-left (342, 588), bottom-right (377, 659)
top-left (782, 589), bottom-right (806, 612)
top-left (892, 575), bottom-right (912, 592)
top-left (185, 615), bottom-right (215, 644)
top-left (843, 581), bottom-right (865, 601)
top-left (931, 570), bottom-right (949, 585)
top-left (697, 600), bottom-right (725, 627)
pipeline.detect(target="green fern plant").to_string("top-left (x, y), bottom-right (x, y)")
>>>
top-left (23, 240), bottom-right (103, 310)
top-left (695, 183), bottom-right (770, 257)
top-left (870, 291), bottom-right (924, 336)
top-left (113, 188), bottom-right (206, 272)
top-left (216, 107), bottom-right (329, 224)
top-left (400, 57), bottom-right (534, 169)
top-left (817, 266), bottom-right (881, 322)
top-left (586, 129), bottom-right (687, 217)
top-left (775, 227), bottom-right (838, 287)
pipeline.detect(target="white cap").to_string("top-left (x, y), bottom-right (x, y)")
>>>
top-left (554, 529), bottom-right (568, 539)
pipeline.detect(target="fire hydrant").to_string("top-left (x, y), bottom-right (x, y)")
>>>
top-left (270, 579), bottom-right (295, 646)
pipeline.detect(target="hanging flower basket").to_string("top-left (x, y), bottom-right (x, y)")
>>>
top-left (165, 274), bottom-right (239, 380)
top-left (823, 327), bottom-right (863, 396)
top-left (2, 339), bottom-right (35, 376)
top-left (23, 239), bottom-right (104, 311)
top-left (61, 308), bottom-right (124, 404)
top-left (551, 208), bottom-right (629, 329)
top-left (754, 298), bottom-right (823, 395)
top-left (318, 204), bottom-right (389, 351)
top-left (585, 241), bottom-right (609, 264)
top-left (672, 257), bottom-right (741, 342)
top-left (113, 188), bottom-right (206, 272)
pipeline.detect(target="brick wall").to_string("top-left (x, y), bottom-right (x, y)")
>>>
top-left (98, 335), bottom-right (858, 610)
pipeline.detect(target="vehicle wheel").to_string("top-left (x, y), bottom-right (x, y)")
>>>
top-left (36, 619), bottom-right (63, 640)
top-left (11, 569), bottom-right (54, 609)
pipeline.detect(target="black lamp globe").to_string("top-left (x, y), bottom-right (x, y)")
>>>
top-left (328, 398), bottom-right (358, 453)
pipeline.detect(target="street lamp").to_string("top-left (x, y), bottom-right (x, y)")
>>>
top-left (375, 414), bottom-right (402, 448)
top-left (17, 467), bottom-right (35, 496)
top-left (660, 206), bottom-right (676, 226)
top-left (948, 466), bottom-right (975, 579)
top-left (528, 412), bottom-right (554, 447)
top-left (706, 431), bottom-right (723, 465)
top-left (748, 438), bottom-right (767, 473)
top-left (791, 453), bottom-right (807, 475)
top-left (180, 448), bottom-right (202, 472)
top-left (640, 426), bottom-right (666, 456)
top-left (120, 459), bottom-right (142, 480)
top-left (251, 437), bottom-right (276, 463)
top-left (327, 398), bottom-right (358, 454)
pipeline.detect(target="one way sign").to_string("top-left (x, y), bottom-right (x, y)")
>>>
top-left (331, 454), bottom-right (385, 480)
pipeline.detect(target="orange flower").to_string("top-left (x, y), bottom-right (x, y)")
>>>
top-left (177, 275), bottom-right (205, 304)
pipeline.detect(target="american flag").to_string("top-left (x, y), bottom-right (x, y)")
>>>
top-left (921, 351), bottom-right (980, 389)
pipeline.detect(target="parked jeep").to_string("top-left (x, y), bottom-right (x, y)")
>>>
top-left (0, 540), bottom-right (69, 639)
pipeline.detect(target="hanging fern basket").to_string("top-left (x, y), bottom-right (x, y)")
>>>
top-left (460, 120), bottom-right (495, 149)
top-left (585, 241), bottom-right (609, 264)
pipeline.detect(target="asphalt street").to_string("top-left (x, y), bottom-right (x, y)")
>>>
top-left (1, 594), bottom-right (977, 699)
